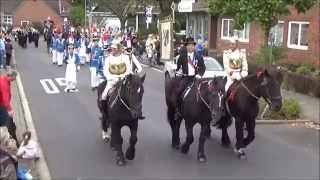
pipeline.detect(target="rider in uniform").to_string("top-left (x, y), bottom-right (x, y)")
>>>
top-left (223, 34), bottom-right (248, 92)
top-left (100, 41), bottom-right (142, 104)
top-left (174, 37), bottom-right (206, 116)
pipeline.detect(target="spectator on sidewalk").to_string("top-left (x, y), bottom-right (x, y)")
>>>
top-left (5, 38), bottom-right (13, 69)
top-left (16, 131), bottom-right (40, 160)
top-left (0, 32), bottom-right (5, 69)
top-left (0, 70), bottom-right (18, 143)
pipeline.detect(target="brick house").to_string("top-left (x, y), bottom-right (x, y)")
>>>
top-left (210, 5), bottom-right (320, 66)
top-left (0, 0), bottom-right (71, 28)
top-left (179, 0), bottom-right (319, 67)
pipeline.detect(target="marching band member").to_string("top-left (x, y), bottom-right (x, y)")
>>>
top-left (51, 32), bottom-right (58, 64)
top-left (223, 34), bottom-right (248, 91)
top-left (78, 33), bottom-right (87, 65)
top-left (64, 43), bottom-right (80, 93)
top-left (90, 36), bottom-right (104, 90)
top-left (56, 32), bottom-right (65, 67)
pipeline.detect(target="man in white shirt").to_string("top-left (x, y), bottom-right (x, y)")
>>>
top-left (101, 41), bottom-right (142, 101)
top-left (223, 35), bottom-right (248, 91)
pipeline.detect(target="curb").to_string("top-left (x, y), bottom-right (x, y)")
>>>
top-left (12, 44), bottom-right (52, 179)
top-left (256, 119), bottom-right (311, 124)
top-left (16, 72), bottom-right (52, 180)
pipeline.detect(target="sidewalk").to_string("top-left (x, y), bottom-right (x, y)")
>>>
top-left (282, 89), bottom-right (319, 123)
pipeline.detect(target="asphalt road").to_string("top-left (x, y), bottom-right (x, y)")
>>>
top-left (15, 40), bottom-right (319, 179)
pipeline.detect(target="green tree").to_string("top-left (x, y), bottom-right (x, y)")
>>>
top-left (70, 5), bottom-right (85, 26)
top-left (208, 0), bottom-right (317, 66)
top-left (92, 0), bottom-right (136, 30)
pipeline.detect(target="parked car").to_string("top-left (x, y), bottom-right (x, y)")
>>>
top-left (164, 56), bottom-right (227, 79)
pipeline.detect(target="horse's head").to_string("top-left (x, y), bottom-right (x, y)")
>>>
top-left (256, 69), bottom-right (283, 111)
top-left (122, 73), bottom-right (146, 119)
top-left (207, 76), bottom-right (227, 121)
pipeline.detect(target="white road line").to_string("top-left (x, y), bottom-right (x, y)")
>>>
top-left (141, 64), bottom-right (164, 73)
top-left (40, 79), bottom-right (60, 94)
top-left (55, 77), bottom-right (67, 87)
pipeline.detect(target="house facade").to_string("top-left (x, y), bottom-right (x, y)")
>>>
top-left (178, 0), bottom-right (319, 66)
top-left (0, 0), bottom-right (71, 28)
top-left (213, 6), bottom-right (319, 66)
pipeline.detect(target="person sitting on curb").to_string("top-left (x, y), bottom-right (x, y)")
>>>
top-left (17, 131), bottom-right (40, 160)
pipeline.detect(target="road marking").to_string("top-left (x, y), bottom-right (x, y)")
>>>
top-left (55, 78), bottom-right (66, 86)
top-left (141, 64), bottom-right (163, 73)
top-left (40, 79), bottom-right (60, 94)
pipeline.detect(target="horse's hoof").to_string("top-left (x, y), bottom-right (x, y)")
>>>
top-left (181, 145), bottom-right (189, 154)
top-left (110, 146), bottom-right (116, 151)
top-left (198, 156), bottom-right (207, 163)
top-left (125, 148), bottom-right (136, 160)
top-left (234, 148), bottom-right (247, 160)
top-left (171, 144), bottom-right (180, 150)
top-left (116, 159), bottom-right (127, 166)
top-left (221, 141), bottom-right (231, 148)
top-left (221, 143), bottom-right (230, 149)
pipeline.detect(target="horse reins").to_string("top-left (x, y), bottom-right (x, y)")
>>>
top-left (109, 80), bottom-right (133, 113)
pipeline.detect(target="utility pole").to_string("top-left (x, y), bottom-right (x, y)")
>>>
top-left (85, 0), bottom-right (87, 28)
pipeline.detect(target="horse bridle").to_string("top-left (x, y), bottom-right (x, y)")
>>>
top-left (240, 78), bottom-right (281, 106)
top-left (198, 80), bottom-right (224, 111)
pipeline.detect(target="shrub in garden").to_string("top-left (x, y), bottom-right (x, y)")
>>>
top-left (260, 98), bottom-right (301, 120)
top-left (296, 64), bottom-right (314, 75)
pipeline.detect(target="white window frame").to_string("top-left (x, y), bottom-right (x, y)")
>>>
top-left (21, 20), bottom-right (30, 26)
top-left (3, 15), bottom-right (13, 25)
top-left (269, 20), bottom-right (284, 46)
top-left (238, 23), bottom-right (250, 43)
top-left (221, 18), bottom-right (233, 40)
top-left (221, 18), bottom-right (250, 43)
top-left (287, 21), bottom-right (309, 50)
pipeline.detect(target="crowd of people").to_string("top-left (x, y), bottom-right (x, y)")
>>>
top-left (0, 30), bottom-right (39, 179)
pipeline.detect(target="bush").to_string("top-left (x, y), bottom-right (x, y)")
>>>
top-left (256, 45), bottom-right (287, 66)
top-left (296, 64), bottom-right (314, 75)
top-left (261, 98), bottom-right (301, 120)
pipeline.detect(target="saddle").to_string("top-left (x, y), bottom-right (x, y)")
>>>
top-left (227, 81), bottom-right (240, 104)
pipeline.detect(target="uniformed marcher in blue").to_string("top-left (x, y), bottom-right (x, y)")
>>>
top-left (51, 34), bottom-right (58, 64)
top-left (56, 34), bottom-right (66, 66)
top-left (90, 36), bottom-right (104, 90)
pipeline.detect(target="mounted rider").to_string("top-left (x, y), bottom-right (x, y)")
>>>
top-left (174, 37), bottom-right (206, 116)
top-left (100, 41), bottom-right (143, 111)
top-left (223, 32), bottom-right (248, 92)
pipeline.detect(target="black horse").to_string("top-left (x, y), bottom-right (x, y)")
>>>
top-left (165, 75), bottom-right (227, 162)
top-left (97, 73), bottom-right (146, 166)
top-left (220, 69), bottom-right (283, 159)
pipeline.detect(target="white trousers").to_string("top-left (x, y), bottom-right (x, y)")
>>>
top-left (86, 54), bottom-right (90, 63)
top-left (90, 67), bottom-right (99, 88)
top-left (52, 50), bottom-right (57, 63)
top-left (57, 52), bottom-right (64, 66)
top-left (101, 78), bottom-right (117, 100)
top-left (80, 56), bottom-right (86, 65)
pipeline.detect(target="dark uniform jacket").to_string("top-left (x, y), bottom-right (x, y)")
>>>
top-left (176, 50), bottom-right (206, 76)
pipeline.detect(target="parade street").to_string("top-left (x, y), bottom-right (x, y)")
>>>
top-left (15, 41), bottom-right (319, 179)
